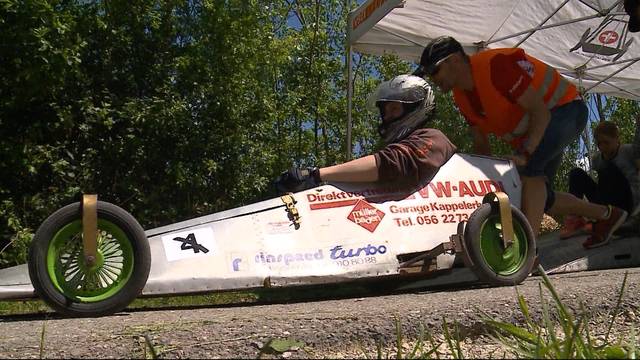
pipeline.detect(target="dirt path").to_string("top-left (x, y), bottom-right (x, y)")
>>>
top-left (1, 268), bottom-right (640, 359)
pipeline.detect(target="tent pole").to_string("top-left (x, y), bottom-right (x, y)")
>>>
top-left (583, 56), bottom-right (640, 71)
top-left (487, 13), bottom-right (604, 45)
top-left (345, 0), bottom-right (353, 161)
top-left (514, 0), bottom-right (569, 47)
top-left (595, 94), bottom-right (605, 122)
top-left (584, 59), bottom-right (640, 92)
top-left (346, 45), bottom-right (353, 161)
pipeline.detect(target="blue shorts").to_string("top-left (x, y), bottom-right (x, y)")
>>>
top-left (519, 100), bottom-right (588, 210)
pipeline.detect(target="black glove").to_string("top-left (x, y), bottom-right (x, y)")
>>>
top-left (274, 167), bottom-right (321, 195)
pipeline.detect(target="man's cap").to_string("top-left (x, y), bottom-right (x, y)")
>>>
top-left (415, 36), bottom-right (464, 77)
top-left (624, 0), bottom-right (640, 33)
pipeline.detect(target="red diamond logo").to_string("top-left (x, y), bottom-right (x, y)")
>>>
top-left (347, 200), bottom-right (385, 233)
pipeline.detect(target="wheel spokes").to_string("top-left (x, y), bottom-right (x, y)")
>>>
top-left (53, 222), bottom-right (131, 298)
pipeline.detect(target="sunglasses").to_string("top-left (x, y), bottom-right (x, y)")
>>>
top-left (426, 53), bottom-right (456, 77)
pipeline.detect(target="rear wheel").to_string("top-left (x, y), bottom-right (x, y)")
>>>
top-left (28, 201), bottom-right (150, 317)
top-left (463, 202), bottom-right (536, 286)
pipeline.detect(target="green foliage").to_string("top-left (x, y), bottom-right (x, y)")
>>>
top-left (358, 316), bottom-right (464, 359)
top-left (0, 0), bottom-right (373, 266)
top-left (258, 338), bottom-right (306, 356)
top-left (359, 269), bottom-right (639, 359)
top-left (485, 267), bottom-right (639, 359)
top-left (1, 0), bottom-right (638, 269)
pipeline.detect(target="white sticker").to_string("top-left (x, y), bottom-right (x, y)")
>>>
top-left (264, 220), bottom-right (295, 235)
top-left (162, 227), bottom-right (217, 262)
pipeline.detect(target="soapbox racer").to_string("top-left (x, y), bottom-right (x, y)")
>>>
top-left (26, 153), bottom-right (536, 317)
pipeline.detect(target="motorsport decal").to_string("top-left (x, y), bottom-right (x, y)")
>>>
top-left (307, 185), bottom-right (416, 210)
top-left (307, 179), bottom-right (504, 211)
top-left (570, 4), bottom-right (634, 61)
top-left (352, 0), bottom-right (391, 30)
top-left (347, 200), bottom-right (385, 233)
top-left (162, 227), bottom-right (217, 262)
top-left (391, 200), bottom-right (482, 228)
top-left (231, 242), bottom-right (390, 272)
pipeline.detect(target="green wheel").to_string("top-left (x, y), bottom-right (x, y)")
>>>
top-left (463, 202), bottom-right (536, 286)
top-left (28, 201), bottom-right (150, 317)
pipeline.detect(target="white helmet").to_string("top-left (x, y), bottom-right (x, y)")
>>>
top-left (368, 74), bottom-right (436, 144)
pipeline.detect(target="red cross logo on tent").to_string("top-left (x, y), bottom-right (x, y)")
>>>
top-left (598, 30), bottom-right (619, 44)
top-left (347, 200), bottom-right (385, 233)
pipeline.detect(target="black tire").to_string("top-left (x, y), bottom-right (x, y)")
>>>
top-left (28, 201), bottom-right (151, 317)
top-left (463, 202), bottom-right (536, 286)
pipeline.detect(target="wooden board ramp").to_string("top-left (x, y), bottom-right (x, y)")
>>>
top-left (397, 231), bottom-right (640, 292)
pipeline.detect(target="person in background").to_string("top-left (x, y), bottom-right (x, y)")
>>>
top-left (625, 0), bottom-right (640, 33)
top-left (275, 74), bottom-right (457, 196)
top-left (561, 120), bottom-right (640, 238)
top-left (414, 36), bottom-right (628, 248)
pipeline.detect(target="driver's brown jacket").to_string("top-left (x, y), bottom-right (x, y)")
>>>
top-left (374, 128), bottom-right (457, 189)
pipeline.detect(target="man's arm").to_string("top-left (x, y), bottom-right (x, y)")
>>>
top-left (470, 126), bottom-right (491, 155)
top-left (318, 155), bottom-right (379, 182)
top-left (515, 86), bottom-right (550, 155)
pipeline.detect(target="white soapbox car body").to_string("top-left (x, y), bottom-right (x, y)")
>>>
top-left (26, 153), bottom-right (536, 317)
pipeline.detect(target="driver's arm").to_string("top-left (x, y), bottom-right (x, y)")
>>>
top-left (318, 129), bottom-right (456, 186)
top-left (319, 155), bottom-right (379, 182)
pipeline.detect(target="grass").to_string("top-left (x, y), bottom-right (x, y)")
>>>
top-left (0, 293), bottom-right (260, 317)
top-left (481, 266), bottom-right (638, 359)
top-left (0, 280), bottom-right (384, 316)
top-left (3, 267), bottom-right (639, 359)
top-left (361, 265), bottom-right (639, 359)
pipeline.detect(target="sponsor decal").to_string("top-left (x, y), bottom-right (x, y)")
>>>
top-left (254, 249), bottom-right (324, 266)
top-left (329, 244), bottom-right (387, 259)
top-left (306, 187), bottom-right (415, 210)
top-left (347, 200), bottom-right (385, 233)
top-left (232, 258), bottom-right (242, 271)
top-left (570, 5), bottom-right (634, 62)
top-left (307, 179), bottom-right (504, 211)
top-left (162, 227), bottom-right (216, 262)
top-left (330, 243), bottom-right (388, 268)
top-left (352, 0), bottom-right (390, 30)
top-left (233, 243), bottom-right (389, 271)
top-left (417, 180), bottom-right (504, 199)
top-left (599, 30), bottom-right (619, 45)
top-left (391, 200), bottom-right (483, 228)
top-left (229, 253), bottom-right (249, 272)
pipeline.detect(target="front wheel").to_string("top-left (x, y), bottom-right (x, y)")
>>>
top-left (28, 201), bottom-right (151, 317)
top-left (463, 203), bottom-right (536, 286)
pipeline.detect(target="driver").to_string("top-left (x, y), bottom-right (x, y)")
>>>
top-left (275, 74), bottom-right (457, 193)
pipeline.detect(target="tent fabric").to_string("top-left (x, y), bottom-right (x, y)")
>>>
top-left (348, 0), bottom-right (640, 99)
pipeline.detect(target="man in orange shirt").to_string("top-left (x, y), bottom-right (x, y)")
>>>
top-left (414, 36), bottom-right (627, 248)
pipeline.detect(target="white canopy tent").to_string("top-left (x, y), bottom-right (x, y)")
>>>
top-left (345, 0), bottom-right (640, 157)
